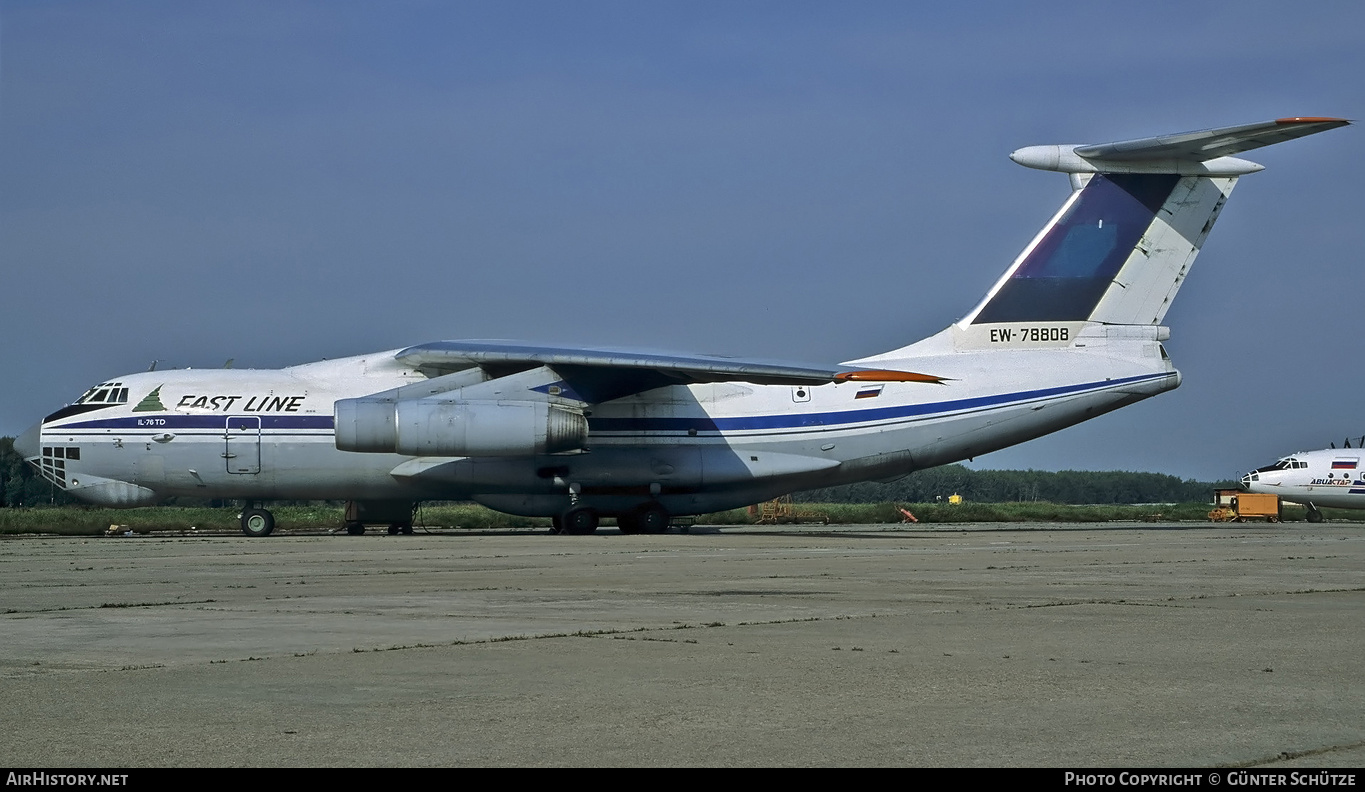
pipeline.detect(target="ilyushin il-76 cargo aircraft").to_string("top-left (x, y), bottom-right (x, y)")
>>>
top-left (15, 116), bottom-right (1348, 536)
top-left (1241, 441), bottom-right (1365, 522)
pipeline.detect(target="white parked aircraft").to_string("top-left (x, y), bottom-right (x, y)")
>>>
top-left (1241, 441), bottom-right (1365, 522)
top-left (15, 116), bottom-right (1348, 536)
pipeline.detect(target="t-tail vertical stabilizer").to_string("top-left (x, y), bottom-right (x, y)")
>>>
top-left (855, 117), bottom-right (1348, 364)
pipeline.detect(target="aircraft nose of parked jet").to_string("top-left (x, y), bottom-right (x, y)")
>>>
top-left (14, 422), bottom-right (41, 460)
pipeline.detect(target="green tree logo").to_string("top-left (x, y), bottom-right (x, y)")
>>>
top-left (132, 386), bottom-right (166, 413)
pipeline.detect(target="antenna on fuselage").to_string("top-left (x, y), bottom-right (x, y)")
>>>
top-left (223, 359), bottom-right (235, 369)
top-left (147, 360), bottom-right (160, 372)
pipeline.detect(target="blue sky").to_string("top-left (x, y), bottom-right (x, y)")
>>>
top-left (2, 1), bottom-right (1361, 480)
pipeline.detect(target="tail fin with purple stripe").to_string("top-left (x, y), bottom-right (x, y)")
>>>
top-left (962, 170), bottom-right (1232, 327)
top-left (851, 117), bottom-right (1347, 365)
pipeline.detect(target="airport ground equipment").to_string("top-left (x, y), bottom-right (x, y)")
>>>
top-left (1209, 489), bottom-right (1281, 522)
top-left (750, 496), bottom-right (829, 525)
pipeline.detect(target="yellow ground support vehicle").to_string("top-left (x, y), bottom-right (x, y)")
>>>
top-left (1209, 489), bottom-right (1281, 523)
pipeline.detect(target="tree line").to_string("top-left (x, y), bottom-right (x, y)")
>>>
top-left (0, 435), bottom-right (1232, 508)
top-left (795, 464), bottom-right (1235, 505)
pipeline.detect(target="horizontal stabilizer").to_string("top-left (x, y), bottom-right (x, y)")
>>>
top-left (1011, 117), bottom-right (1348, 174)
top-left (1074, 117), bottom-right (1349, 161)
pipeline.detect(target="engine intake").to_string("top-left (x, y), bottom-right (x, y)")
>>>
top-left (335, 398), bottom-right (587, 456)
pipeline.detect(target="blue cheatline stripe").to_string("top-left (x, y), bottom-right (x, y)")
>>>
top-left (46, 371), bottom-right (1170, 437)
top-left (973, 174), bottom-right (1182, 324)
top-left (48, 414), bottom-right (337, 431)
top-left (589, 372), bottom-right (1170, 433)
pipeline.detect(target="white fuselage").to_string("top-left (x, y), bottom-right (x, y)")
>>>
top-left (24, 324), bottom-right (1178, 518)
top-left (1241, 449), bottom-right (1365, 511)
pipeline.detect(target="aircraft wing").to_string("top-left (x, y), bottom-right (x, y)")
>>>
top-left (1071, 116), bottom-right (1349, 162)
top-left (395, 340), bottom-right (942, 404)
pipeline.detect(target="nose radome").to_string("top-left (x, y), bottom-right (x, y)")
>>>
top-left (14, 422), bottom-right (40, 460)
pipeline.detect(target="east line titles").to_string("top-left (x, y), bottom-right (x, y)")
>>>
top-left (175, 394), bottom-right (306, 413)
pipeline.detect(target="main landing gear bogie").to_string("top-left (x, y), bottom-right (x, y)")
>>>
top-left (560, 507), bottom-right (600, 535)
top-left (637, 503), bottom-right (669, 534)
top-left (556, 507), bottom-right (678, 536)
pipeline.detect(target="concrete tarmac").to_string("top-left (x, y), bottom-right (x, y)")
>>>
top-left (1, 523), bottom-right (1362, 767)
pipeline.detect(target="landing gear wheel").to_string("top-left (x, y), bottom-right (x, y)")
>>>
top-left (562, 508), bottom-right (599, 535)
top-left (638, 504), bottom-right (670, 534)
top-left (345, 521), bottom-right (366, 536)
top-left (387, 525), bottom-right (401, 535)
top-left (241, 508), bottom-right (275, 538)
top-left (400, 524), bottom-right (414, 535)
top-left (1306, 508), bottom-right (1325, 523)
top-left (617, 512), bottom-right (641, 535)
top-left (550, 515), bottom-right (564, 535)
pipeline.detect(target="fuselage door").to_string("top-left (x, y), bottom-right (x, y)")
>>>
top-left (225, 416), bottom-right (261, 474)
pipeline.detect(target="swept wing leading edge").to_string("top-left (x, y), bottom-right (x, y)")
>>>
top-left (394, 340), bottom-right (945, 404)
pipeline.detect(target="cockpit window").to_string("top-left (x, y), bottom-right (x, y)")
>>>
top-left (1254, 457), bottom-right (1308, 474)
top-left (75, 382), bottom-right (129, 405)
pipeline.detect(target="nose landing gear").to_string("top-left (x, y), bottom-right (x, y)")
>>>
top-left (240, 505), bottom-right (275, 537)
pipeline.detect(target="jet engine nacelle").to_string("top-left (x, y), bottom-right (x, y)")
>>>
top-left (335, 397), bottom-right (588, 456)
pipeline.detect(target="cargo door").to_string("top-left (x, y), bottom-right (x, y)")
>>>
top-left (225, 416), bottom-right (261, 474)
